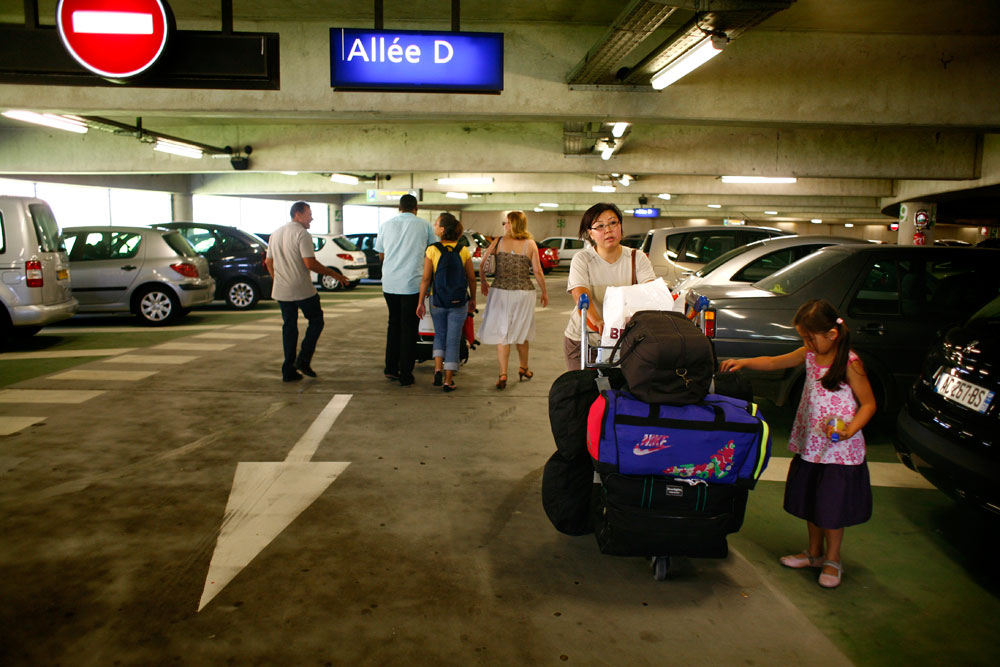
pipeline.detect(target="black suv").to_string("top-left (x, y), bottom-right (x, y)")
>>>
top-left (159, 222), bottom-right (272, 309)
top-left (894, 296), bottom-right (999, 514)
top-left (344, 232), bottom-right (381, 280)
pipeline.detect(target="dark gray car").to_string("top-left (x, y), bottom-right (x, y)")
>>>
top-left (688, 245), bottom-right (1000, 415)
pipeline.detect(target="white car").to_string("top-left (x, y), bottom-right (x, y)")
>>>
top-left (539, 236), bottom-right (586, 267)
top-left (671, 235), bottom-right (872, 295)
top-left (311, 234), bottom-right (368, 290)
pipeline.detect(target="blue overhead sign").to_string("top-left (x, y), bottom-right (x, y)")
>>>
top-left (330, 28), bottom-right (503, 92)
top-left (633, 208), bottom-right (660, 218)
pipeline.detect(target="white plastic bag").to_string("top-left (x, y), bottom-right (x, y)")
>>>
top-left (599, 278), bottom-right (676, 355)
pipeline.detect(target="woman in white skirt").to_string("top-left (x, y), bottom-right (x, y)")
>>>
top-left (479, 210), bottom-right (549, 389)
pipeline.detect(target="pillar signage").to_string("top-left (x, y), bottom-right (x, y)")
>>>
top-left (331, 28), bottom-right (503, 92)
top-left (57, 0), bottom-right (171, 79)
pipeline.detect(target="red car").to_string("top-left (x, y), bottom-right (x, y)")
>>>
top-left (539, 246), bottom-right (559, 274)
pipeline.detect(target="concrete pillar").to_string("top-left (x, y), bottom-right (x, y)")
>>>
top-left (171, 193), bottom-right (193, 221)
top-left (328, 202), bottom-right (343, 235)
top-left (897, 201), bottom-right (936, 246)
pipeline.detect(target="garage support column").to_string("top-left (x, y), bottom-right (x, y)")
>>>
top-left (897, 201), bottom-right (937, 246)
top-left (171, 194), bottom-right (194, 221)
top-left (328, 202), bottom-right (343, 235)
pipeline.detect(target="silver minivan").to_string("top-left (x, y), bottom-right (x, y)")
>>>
top-left (62, 226), bottom-right (214, 325)
top-left (0, 196), bottom-right (78, 340)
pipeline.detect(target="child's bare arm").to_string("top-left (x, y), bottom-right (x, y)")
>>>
top-left (719, 347), bottom-right (806, 373)
top-left (844, 358), bottom-right (877, 438)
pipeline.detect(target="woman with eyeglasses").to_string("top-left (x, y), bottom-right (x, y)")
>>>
top-left (479, 210), bottom-right (549, 389)
top-left (563, 203), bottom-right (656, 370)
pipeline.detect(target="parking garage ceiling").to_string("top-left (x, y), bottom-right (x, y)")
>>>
top-left (1, 0), bottom-right (999, 224)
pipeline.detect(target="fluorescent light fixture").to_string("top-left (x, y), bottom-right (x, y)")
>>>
top-left (764, 210), bottom-right (778, 215)
top-left (623, 209), bottom-right (635, 215)
top-left (539, 202), bottom-right (558, 208)
top-left (592, 184), bottom-right (616, 193)
top-left (2, 110), bottom-right (89, 134)
top-left (811, 218), bottom-right (823, 224)
top-left (844, 223), bottom-right (854, 228)
top-left (154, 139), bottom-right (203, 159)
top-left (619, 174), bottom-right (631, 186)
top-left (281, 171), bottom-right (299, 176)
top-left (445, 192), bottom-right (469, 199)
top-left (611, 122), bottom-right (630, 138)
top-left (707, 204), bottom-right (722, 209)
top-left (650, 34), bottom-right (726, 90)
top-left (601, 145), bottom-right (615, 160)
top-left (533, 207), bottom-right (544, 212)
top-left (330, 173), bottom-right (359, 185)
top-left (657, 193), bottom-right (671, 200)
top-left (436, 176), bottom-right (494, 185)
top-left (721, 176), bottom-right (797, 184)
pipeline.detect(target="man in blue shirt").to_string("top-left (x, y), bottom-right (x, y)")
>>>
top-left (375, 194), bottom-right (437, 386)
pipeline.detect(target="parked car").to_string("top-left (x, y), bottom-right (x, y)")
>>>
top-left (0, 196), bottom-right (78, 341)
top-left (158, 222), bottom-right (272, 310)
top-left (893, 295), bottom-right (999, 514)
top-left (344, 232), bottom-right (381, 280)
top-left (672, 235), bottom-right (871, 295)
top-left (312, 234), bottom-right (368, 290)
top-left (538, 245), bottom-right (559, 274)
top-left (457, 230), bottom-right (490, 274)
top-left (641, 225), bottom-right (791, 287)
top-left (62, 226), bottom-right (214, 325)
top-left (539, 236), bottom-right (586, 267)
top-left (688, 245), bottom-right (1000, 416)
top-left (621, 233), bottom-right (645, 249)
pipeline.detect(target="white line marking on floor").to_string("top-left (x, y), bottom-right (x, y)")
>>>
top-left (50, 369), bottom-right (158, 381)
top-left (759, 457), bottom-right (935, 489)
top-left (155, 342), bottom-right (235, 351)
top-left (100, 354), bottom-right (197, 365)
top-left (226, 325), bottom-right (279, 332)
top-left (198, 394), bottom-right (352, 612)
top-left (39, 324), bottom-right (225, 334)
top-left (0, 416), bottom-right (45, 436)
top-left (192, 332), bottom-right (267, 340)
top-left (0, 348), bottom-right (137, 360)
top-left (323, 308), bottom-right (363, 313)
top-left (0, 389), bottom-right (105, 404)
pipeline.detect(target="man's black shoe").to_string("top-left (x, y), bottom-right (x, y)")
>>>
top-left (296, 362), bottom-right (317, 378)
top-left (283, 372), bottom-right (303, 382)
top-left (399, 375), bottom-right (415, 386)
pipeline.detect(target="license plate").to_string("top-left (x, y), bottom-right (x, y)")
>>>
top-left (934, 370), bottom-right (994, 414)
top-left (57, 269), bottom-right (69, 280)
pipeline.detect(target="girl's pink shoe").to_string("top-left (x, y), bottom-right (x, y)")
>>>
top-left (780, 551), bottom-right (824, 569)
top-left (818, 560), bottom-right (843, 588)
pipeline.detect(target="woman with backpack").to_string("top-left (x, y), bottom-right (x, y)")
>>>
top-left (416, 213), bottom-right (476, 392)
top-left (479, 210), bottom-right (549, 389)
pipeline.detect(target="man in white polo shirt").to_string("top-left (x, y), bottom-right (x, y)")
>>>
top-left (265, 201), bottom-right (348, 382)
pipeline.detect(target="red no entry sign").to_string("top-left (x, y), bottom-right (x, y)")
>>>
top-left (57, 0), bottom-right (170, 79)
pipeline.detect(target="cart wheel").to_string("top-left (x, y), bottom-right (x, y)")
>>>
top-left (652, 556), bottom-right (670, 581)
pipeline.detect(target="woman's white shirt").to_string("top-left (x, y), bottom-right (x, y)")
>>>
top-left (563, 246), bottom-right (656, 339)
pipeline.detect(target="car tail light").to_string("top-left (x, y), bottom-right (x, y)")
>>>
top-left (702, 308), bottom-right (716, 338)
top-left (261, 249), bottom-right (267, 264)
top-left (25, 259), bottom-right (43, 287)
top-left (170, 262), bottom-right (200, 278)
top-left (473, 247), bottom-right (482, 258)
top-left (337, 253), bottom-right (353, 262)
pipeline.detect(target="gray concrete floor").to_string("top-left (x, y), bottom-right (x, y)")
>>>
top-left (0, 276), bottom-right (884, 664)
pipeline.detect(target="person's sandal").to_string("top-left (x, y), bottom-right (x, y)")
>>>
top-left (818, 561), bottom-right (843, 588)
top-left (433, 370), bottom-right (443, 386)
top-left (443, 382), bottom-right (457, 393)
top-left (518, 367), bottom-right (533, 381)
top-left (496, 374), bottom-right (507, 390)
top-left (780, 551), bottom-right (824, 569)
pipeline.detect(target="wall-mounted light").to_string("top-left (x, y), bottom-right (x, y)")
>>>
top-left (154, 139), bottom-right (203, 159)
top-left (721, 176), bottom-right (797, 184)
top-left (707, 204), bottom-right (722, 209)
top-left (844, 223), bottom-right (854, 228)
top-left (3, 110), bottom-right (89, 134)
top-left (445, 192), bottom-right (469, 199)
top-left (657, 193), bottom-right (671, 201)
top-left (592, 184), bottom-right (616, 193)
top-left (764, 210), bottom-right (778, 215)
top-left (811, 218), bottom-right (823, 224)
top-left (539, 202), bottom-right (559, 208)
top-left (619, 174), bottom-right (632, 186)
top-left (600, 142), bottom-right (615, 160)
top-left (611, 122), bottom-right (630, 138)
top-left (650, 34), bottom-right (726, 90)
top-left (330, 173), bottom-right (359, 185)
top-left (533, 207), bottom-right (544, 212)
top-left (437, 176), bottom-right (494, 185)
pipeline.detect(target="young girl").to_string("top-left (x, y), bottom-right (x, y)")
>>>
top-left (720, 298), bottom-right (876, 589)
top-left (416, 213), bottom-right (476, 392)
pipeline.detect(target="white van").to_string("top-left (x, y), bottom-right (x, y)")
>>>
top-left (0, 196), bottom-right (78, 341)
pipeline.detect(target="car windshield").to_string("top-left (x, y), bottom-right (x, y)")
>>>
top-left (333, 236), bottom-right (358, 251)
top-left (694, 242), bottom-right (758, 277)
top-left (754, 248), bottom-right (849, 295)
top-left (969, 295), bottom-right (1000, 323)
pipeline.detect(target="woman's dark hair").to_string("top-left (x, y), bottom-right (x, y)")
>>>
top-left (793, 298), bottom-right (851, 391)
top-left (578, 203), bottom-right (624, 246)
top-left (437, 212), bottom-right (463, 241)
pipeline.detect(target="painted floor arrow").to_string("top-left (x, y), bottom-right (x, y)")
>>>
top-left (198, 394), bottom-right (352, 611)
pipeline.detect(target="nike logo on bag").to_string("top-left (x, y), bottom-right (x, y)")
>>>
top-left (633, 434), bottom-right (671, 456)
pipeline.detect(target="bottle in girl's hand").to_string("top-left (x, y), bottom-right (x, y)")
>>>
top-left (825, 417), bottom-right (847, 442)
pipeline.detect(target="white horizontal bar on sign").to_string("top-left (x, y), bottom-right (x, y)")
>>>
top-left (72, 11), bottom-right (153, 35)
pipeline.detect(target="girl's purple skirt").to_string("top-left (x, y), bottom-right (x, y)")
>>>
top-left (783, 455), bottom-right (873, 529)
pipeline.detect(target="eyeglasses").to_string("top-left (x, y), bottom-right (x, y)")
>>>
top-left (590, 219), bottom-right (621, 232)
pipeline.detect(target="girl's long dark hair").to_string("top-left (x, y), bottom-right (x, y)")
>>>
top-left (793, 299), bottom-right (851, 391)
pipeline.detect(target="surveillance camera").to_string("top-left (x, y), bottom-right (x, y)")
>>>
top-left (384, 174), bottom-right (392, 181)
top-left (230, 156), bottom-right (249, 170)
top-left (638, 195), bottom-right (648, 206)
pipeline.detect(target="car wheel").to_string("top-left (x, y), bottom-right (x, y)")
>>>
top-left (226, 279), bottom-right (259, 309)
top-left (134, 286), bottom-right (180, 326)
top-left (321, 272), bottom-right (344, 291)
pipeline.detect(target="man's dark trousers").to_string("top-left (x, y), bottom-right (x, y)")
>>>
top-left (383, 292), bottom-right (420, 384)
top-left (279, 294), bottom-right (324, 379)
